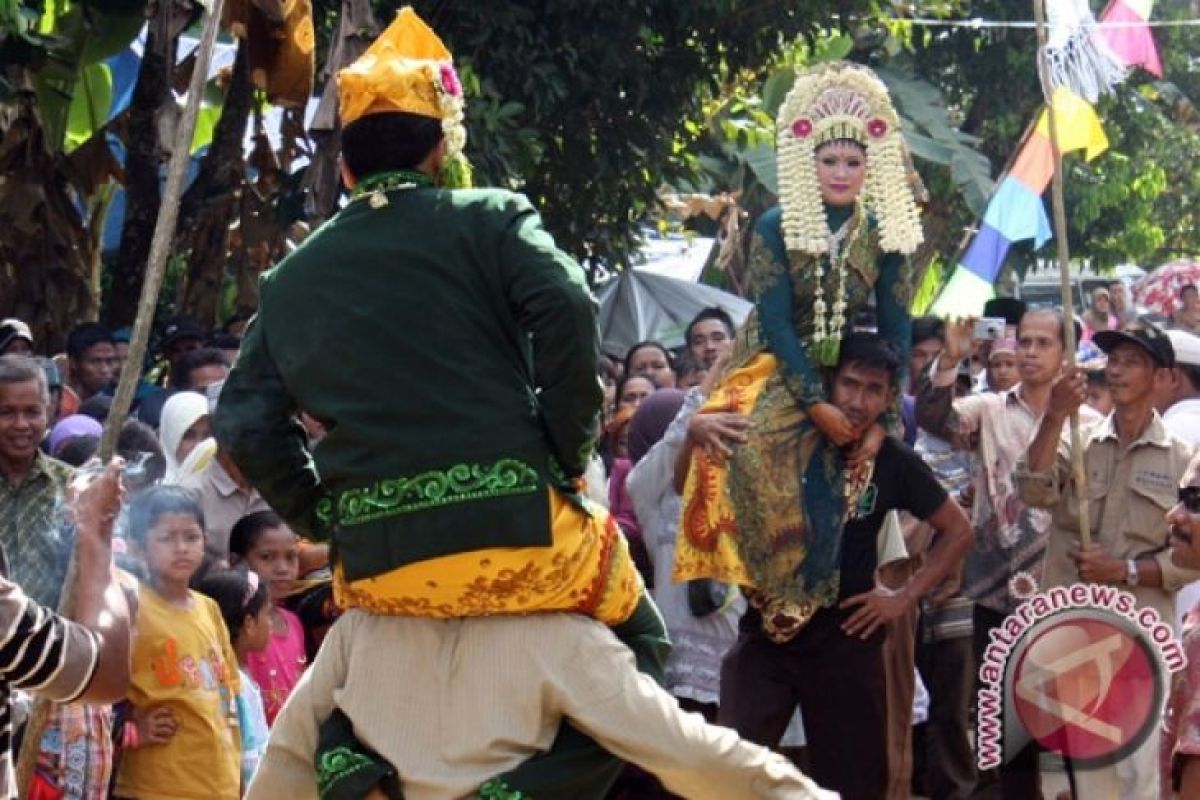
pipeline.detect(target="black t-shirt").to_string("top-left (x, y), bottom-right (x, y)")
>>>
top-left (837, 437), bottom-right (948, 599)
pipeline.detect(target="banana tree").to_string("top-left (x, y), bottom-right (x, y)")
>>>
top-left (0, 0), bottom-right (146, 348)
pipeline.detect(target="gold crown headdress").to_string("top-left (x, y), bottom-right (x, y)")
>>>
top-left (776, 62), bottom-right (923, 256)
top-left (336, 7), bottom-right (466, 160)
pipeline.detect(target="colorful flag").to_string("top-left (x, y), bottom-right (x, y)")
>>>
top-left (983, 177), bottom-right (1053, 248)
top-left (929, 267), bottom-right (995, 317)
top-left (1034, 87), bottom-right (1109, 161)
top-left (1098, 0), bottom-right (1163, 77)
top-left (1010, 132), bottom-right (1056, 194)
top-left (926, 5), bottom-right (1156, 317)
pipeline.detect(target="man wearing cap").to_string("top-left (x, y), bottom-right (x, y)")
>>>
top-left (1019, 324), bottom-right (1200, 799)
top-left (157, 315), bottom-right (207, 374)
top-left (1154, 329), bottom-right (1200, 626)
top-left (985, 336), bottom-right (1019, 393)
top-left (0, 319), bottom-right (33, 357)
top-left (1156, 329), bottom-right (1200, 447)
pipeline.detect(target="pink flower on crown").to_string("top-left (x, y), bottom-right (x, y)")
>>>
top-left (867, 117), bottom-right (888, 138)
top-left (439, 63), bottom-right (463, 98)
top-left (791, 118), bottom-right (813, 138)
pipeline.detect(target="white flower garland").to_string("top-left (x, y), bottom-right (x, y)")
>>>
top-left (429, 62), bottom-right (467, 159)
top-left (810, 205), bottom-right (861, 365)
top-left (776, 63), bottom-right (924, 257)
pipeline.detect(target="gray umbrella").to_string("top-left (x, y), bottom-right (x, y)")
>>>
top-left (596, 268), bottom-right (753, 357)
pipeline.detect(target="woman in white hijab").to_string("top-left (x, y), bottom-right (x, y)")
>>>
top-left (158, 391), bottom-right (212, 483)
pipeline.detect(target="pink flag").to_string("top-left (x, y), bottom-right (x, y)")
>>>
top-left (1098, 0), bottom-right (1163, 77)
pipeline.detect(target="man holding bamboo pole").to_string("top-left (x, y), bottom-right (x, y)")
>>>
top-left (1018, 325), bottom-right (1199, 798)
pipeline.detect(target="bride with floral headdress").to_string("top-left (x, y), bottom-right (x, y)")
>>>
top-left (675, 61), bottom-right (925, 641)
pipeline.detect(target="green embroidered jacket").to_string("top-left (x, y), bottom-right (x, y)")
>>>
top-left (214, 187), bottom-right (602, 582)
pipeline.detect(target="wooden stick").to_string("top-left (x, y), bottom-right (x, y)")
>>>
top-left (98, 0), bottom-right (227, 460)
top-left (1033, 0), bottom-right (1091, 549)
top-left (16, 1), bottom-right (228, 794)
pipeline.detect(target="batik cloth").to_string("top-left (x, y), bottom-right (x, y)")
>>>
top-left (675, 203), bottom-right (910, 631)
top-left (333, 487), bottom-right (643, 627)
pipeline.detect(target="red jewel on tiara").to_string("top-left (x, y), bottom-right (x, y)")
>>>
top-left (791, 118), bottom-right (813, 138)
top-left (867, 118), bottom-right (888, 138)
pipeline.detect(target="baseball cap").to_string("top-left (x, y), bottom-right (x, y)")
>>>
top-left (0, 319), bottom-right (34, 353)
top-left (1093, 323), bottom-right (1174, 369)
top-left (1166, 330), bottom-right (1200, 368)
top-left (158, 316), bottom-right (207, 352)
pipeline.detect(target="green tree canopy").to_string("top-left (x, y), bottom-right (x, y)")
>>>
top-left (369, 0), bottom-right (887, 275)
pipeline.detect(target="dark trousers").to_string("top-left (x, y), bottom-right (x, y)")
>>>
top-left (970, 605), bottom-right (1042, 800)
top-left (718, 607), bottom-right (888, 800)
top-left (915, 625), bottom-right (977, 800)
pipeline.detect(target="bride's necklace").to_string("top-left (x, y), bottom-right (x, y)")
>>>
top-left (811, 204), bottom-right (861, 367)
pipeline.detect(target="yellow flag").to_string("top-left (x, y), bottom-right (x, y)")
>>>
top-left (1035, 87), bottom-right (1108, 161)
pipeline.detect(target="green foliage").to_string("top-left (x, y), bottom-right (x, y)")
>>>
top-left (63, 59), bottom-right (109, 151)
top-left (875, 66), bottom-right (994, 214)
top-left (6, 0), bottom-right (149, 147)
top-left (373, 0), bottom-right (880, 273)
top-left (905, 0), bottom-right (1200, 282)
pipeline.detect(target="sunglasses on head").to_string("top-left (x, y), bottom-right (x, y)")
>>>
top-left (1179, 486), bottom-right (1200, 513)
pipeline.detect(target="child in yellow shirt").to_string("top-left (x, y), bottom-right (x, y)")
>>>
top-left (115, 487), bottom-right (241, 799)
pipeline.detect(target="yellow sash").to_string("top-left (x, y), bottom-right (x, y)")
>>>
top-left (333, 488), bottom-right (643, 626)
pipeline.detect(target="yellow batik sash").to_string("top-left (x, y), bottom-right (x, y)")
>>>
top-left (333, 487), bottom-right (643, 626)
top-left (674, 351), bottom-right (777, 588)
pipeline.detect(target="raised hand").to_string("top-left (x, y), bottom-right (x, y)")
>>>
top-left (1048, 364), bottom-right (1087, 420)
top-left (940, 317), bottom-right (976, 367)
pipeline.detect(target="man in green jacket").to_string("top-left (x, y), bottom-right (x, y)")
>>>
top-left (216, 8), bottom-right (668, 798)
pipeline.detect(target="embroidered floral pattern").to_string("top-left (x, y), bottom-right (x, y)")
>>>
top-left (316, 746), bottom-right (376, 800)
top-left (333, 459), bottom-right (541, 527)
top-left (478, 778), bottom-right (528, 799)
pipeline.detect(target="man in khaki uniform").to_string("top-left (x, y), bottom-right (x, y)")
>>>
top-left (1018, 324), bottom-right (1200, 800)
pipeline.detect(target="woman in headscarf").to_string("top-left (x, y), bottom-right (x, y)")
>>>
top-left (158, 391), bottom-right (211, 482)
top-left (627, 389), bottom-right (744, 718)
top-left (47, 414), bottom-right (102, 459)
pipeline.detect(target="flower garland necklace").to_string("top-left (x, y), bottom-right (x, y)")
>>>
top-left (810, 201), bottom-right (863, 367)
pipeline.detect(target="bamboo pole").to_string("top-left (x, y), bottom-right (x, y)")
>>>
top-left (1032, 0), bottom-right (1091, 549)
top-left (16, 1), bottom-right (228, 793)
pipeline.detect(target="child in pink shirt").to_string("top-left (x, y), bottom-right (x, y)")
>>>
top-left (229, 511), bottom-right (307, 724)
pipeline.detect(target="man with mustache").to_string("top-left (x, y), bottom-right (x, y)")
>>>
top-left (1157, 460), bottom-right (1200, 799)
top-left (1019, 324), bottom-right (1200, 800)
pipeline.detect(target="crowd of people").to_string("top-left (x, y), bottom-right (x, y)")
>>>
top-left (0, 314), bottom-right (336, 798)
top-left (2, 8), bottom-right (1200, 800)
top-left (593, 275), bottom-right (1200, 800)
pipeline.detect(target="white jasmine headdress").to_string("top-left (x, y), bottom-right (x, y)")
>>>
top-left (776, 62), bottom-right (924, 256)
